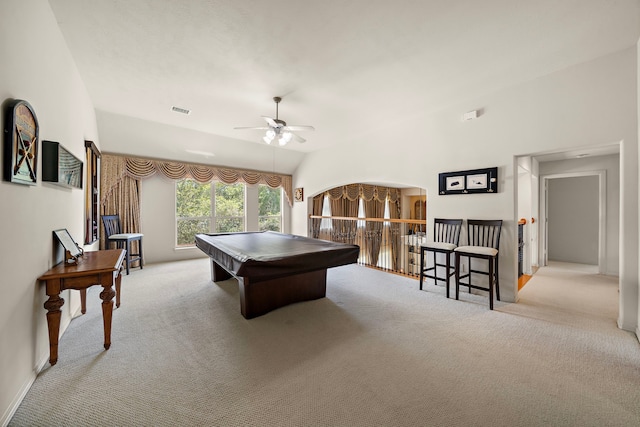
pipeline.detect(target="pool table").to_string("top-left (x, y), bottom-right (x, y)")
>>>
top-left (195, 231), bottom-right (360, 318)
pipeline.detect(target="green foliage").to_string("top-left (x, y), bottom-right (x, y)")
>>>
top-left (258, 185), bottom-right (281, 216)
top-left (176, 179), bottom-right (212, 245)
top-left (214, 182), bottom-right (244, 232)
top-left (215, 217), bottom-right (244, 233)
top-left (215, 182), bottom-right (244, 217)
top-left (175, 180), bottom-right (283, 243)
top-left (258, 185), bottom-right (281, 232)
top-left (177, 218), bottom-right (210, 246)
top-left (259, 216), bottom-right (281, 232)
top-left (176, 180), bottom-right (211, 217)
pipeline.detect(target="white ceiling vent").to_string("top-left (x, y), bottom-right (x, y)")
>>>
top-left (171, 106), bottom-right (191, 115)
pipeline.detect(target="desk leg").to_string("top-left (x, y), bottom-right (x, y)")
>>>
top-left (99, 284), bottom-right (116, 350)
top-left (44, 294), bottom-right (64, 366)
top-left (115, 269), bottom-right (122, 308)
top-left (80, 289), bottom-right (87, 314)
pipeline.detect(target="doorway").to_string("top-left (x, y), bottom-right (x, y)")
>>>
top-left (539, 170), bottom-right (606, 274)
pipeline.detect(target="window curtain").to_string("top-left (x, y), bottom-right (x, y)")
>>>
top-left (100, 154), bottom-right (294, 258)
top-left (100, 155), bottom-right (142, 265)
top-left (328, 197), bottom-right (359, 244)
top-left (388, 197), bottom-right (401, 271)
top-left (310, 194), bottom-right (324, 238)
top-left (363, 197), bottom-right (385, 267)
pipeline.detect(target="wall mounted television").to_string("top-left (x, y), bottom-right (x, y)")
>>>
top-left (42, 140), bottom-right (83, 189)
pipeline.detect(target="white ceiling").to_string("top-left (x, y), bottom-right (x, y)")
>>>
top-left (48, 0), bottom-right (639, 172)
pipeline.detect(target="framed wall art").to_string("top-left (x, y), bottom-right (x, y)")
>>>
top-left (438, 167), bottom-right (498, 195)
top-left (3, 99), bottom-right (39, 185)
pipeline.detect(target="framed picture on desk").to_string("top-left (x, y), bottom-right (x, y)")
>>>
top-left (53, 229), bottom-right (83, 263)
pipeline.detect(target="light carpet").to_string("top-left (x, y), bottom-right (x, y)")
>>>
top-left (9, 259), bottom-right (640, 426)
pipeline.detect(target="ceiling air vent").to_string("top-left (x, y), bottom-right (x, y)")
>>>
top-left (171, 106), bottom-right (191, 115)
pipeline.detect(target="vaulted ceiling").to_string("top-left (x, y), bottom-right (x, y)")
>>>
top-left (48, 0), bottom-right (639, 172)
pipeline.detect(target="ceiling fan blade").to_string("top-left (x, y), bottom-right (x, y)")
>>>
top-left (234, 126), bottom-right (270, 130)
top-left (262, 116), bottom-right (280, 127)
top-left (284, 125), bottom-right (315, 132)
top-left (291, 133), bottom-right (306, 143)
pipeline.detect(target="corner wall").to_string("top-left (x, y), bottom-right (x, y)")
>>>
top-left (293, 47), bottom-right (638, 331)
top-left (0, 1), bottom-right (100, 424)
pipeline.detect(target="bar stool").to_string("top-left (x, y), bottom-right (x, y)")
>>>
top-left (454, 219), bottom-right (502, 309)
top-left (102, 214), bottom-right (144, 275)
top-left (419, 218), bottom-right (463, 298)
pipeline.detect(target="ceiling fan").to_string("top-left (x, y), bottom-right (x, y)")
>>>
top-left (234, 96), bottom-right (315, 146)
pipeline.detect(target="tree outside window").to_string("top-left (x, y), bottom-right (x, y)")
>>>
top-left (176, 180), bottom-right (282, 246)
top-left (214, 182), bottom-right (245, 232)
top-left (259, 185), bottom-right (282, 232)
top-left (176, 179), bottom-right (212, 246)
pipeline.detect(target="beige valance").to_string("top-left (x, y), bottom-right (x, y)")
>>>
top-left (101, 154), bottom-right (294, 206)
top-left (325, 184), bottom-right (401, 203)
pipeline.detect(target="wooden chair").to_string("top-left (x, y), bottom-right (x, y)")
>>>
top-left (102, 215), bottom-right (143, 275)
top-left (419, 218), bottom-right (463, 298)
top-left (454, 219), bottom-right (502, 310)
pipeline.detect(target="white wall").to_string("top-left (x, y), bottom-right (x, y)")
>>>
top-left (0, 1), bottom-right (100, 424)
top-left (292, 48), bottom-right (638, 329)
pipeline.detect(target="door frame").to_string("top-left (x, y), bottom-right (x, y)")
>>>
top-left (539, 170), bottom-right (606, 273)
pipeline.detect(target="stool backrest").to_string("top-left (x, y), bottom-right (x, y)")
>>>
top-left (102, 215), bottom-right (123, 238)
top-left (433, 218), bottom-right (463, 245)
top-left (467, 219), bottom-right (502, 249)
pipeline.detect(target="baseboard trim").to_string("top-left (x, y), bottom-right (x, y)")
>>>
top-left (2, 303), bottom-right (77, 426)
top-left (1, 371), bottom-right (36, 427)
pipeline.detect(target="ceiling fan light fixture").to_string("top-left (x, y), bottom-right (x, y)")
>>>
top-left (263, 129), bottom-right (276, 144)
top-left (279, 131), bottom-right (293, 146)
top-left (235, 96), bottom-right (314, 146)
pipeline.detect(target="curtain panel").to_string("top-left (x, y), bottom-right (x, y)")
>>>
top-left (326, 184), bottom-right (401, 203)
top-left (100, 154), bottom-right (294, 254)
top-left (102, 153), bottom-right (294, 207)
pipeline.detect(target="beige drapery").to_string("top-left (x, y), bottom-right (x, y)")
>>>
top-left (330, 197), bottom-right (359, 244)
top-left (387, 197), bottom-right (401, 270)
top-left (325, 184), bottom-right (401, 203)
top-left (100, 155), bottom-right (142, 263)
top-left (100, 153), bottom-right (294, 252)
top-left (106, 154), bottom-right (293, 206)
top-left (310, 194), bottom-right (325, 238)
top-left (316, 184), bottom-right (403, 267)
top-left (363, 198), bottom-right (386, 267)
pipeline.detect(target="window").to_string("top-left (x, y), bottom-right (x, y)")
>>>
top-left (214, 182), bottom-right (245, 232)
top-left (258, 185), bottom-right (282, 232)
top-left (176, 180), bottom-right (284, 246)
top-left (176, 179), bottom-right (212, 246)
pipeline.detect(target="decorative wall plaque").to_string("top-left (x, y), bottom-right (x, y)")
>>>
top-left (3, 99), bottom-right (39, 185)
top-left (294, 187), bottom-right (304, 202)
top-left (439, 167), bottom-right (498, 195)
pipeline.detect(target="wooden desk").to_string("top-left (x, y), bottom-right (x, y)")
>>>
top-left (38, 249), bottom-right (125, 365)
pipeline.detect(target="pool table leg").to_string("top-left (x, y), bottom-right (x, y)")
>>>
top-left (210, 259), bottom-right (232, 282)
top-left (238, 269), bottom-right (327, 319)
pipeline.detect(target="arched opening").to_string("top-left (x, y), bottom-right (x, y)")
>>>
top-left (308, 183), bottom-right (426, 277)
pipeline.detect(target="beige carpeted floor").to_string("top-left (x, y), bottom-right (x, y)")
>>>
top-left (9, 259), bottom-right (640, 426)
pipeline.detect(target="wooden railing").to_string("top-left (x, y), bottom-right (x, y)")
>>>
top-left (308, 215), bottom-right (427, 277)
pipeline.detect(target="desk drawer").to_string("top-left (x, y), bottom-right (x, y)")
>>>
top-left (63, 275), bottom-right (100, 290)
